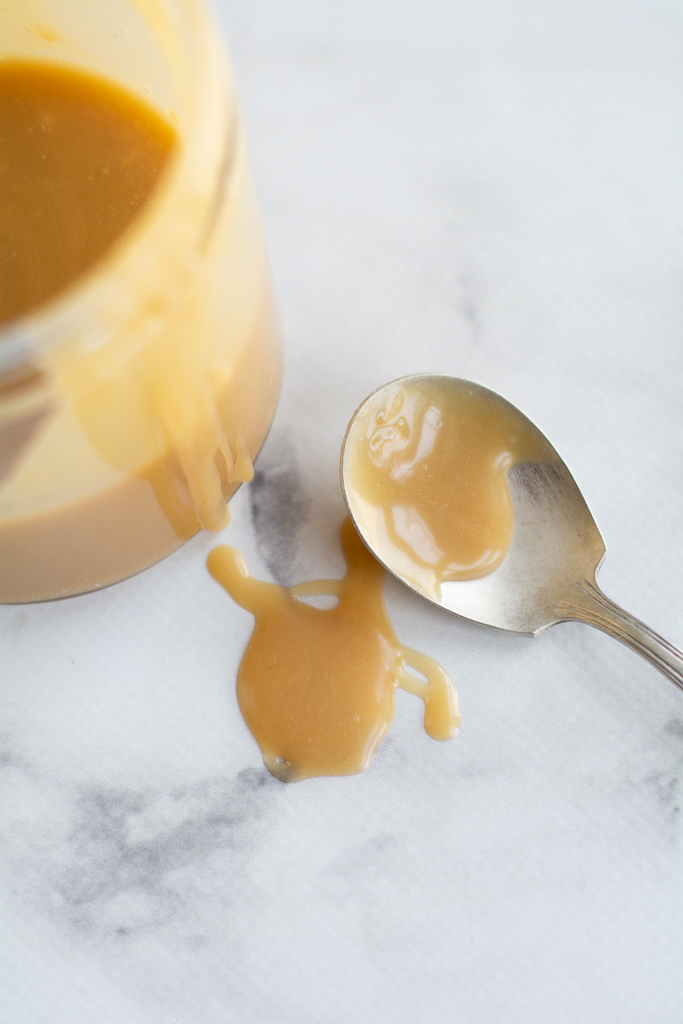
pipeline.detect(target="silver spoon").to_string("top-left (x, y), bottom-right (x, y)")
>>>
top-left (340, 374), bottom-right (683, 691)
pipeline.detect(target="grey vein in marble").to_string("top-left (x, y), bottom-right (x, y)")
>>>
top-left (249, 430), bottom-right (310, 585)
top-left (2, 763), bottom-right (279, 941)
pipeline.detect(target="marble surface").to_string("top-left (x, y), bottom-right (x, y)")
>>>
top-left (2, 1), bottom-right (682, 1021)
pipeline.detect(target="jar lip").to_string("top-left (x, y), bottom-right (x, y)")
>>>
top-left (0, 0), bottom-right (233, 376)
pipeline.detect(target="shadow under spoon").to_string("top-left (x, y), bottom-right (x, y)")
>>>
top-left (340, 374), bottom-right (683, 691)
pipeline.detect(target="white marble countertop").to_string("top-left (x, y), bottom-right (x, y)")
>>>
top-left (2, 1), bottom-right (682, 1021)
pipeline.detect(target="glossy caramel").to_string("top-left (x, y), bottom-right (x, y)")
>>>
top-left (345, 379), bottom-right (554, 601)
top-left (208, 518), bottom-right (459, 781)
top-left (0, 61), bottom-right (175, 324)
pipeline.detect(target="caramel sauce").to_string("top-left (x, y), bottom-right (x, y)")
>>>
top-left (0, 61), bottom-right (175, 324)
top-left (208, 518), bottom-right (459, 782)
top-left (0, 61), bottom-right (282, 602)
top-left (344, 378), bottom-right (554, 602)
top-left (0, 306), bottom-right (278, 602)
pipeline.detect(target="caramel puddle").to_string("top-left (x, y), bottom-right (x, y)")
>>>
top-left (344, 378), bottom-right (555, 601)
top-left (208, 518), bottom-right (459, 781)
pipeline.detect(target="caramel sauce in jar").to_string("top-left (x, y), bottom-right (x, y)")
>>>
top-left (0, 1), bottom-right (282, 602)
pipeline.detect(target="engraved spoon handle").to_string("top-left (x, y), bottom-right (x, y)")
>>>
top-left (558, 580), bottom-right (683, 691)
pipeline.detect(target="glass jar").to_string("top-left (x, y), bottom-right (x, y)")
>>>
top-left (0, 0), bottom-right (283, 602)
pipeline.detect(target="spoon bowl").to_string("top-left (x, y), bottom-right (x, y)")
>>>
top-left (341, 375), bottom-right (683, 690)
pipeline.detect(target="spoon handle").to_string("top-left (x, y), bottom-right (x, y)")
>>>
top-left (559, 580), bottom-right (683, 691)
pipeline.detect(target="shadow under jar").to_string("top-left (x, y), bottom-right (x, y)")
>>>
top-left (0, 0), bottom-right (283, 603)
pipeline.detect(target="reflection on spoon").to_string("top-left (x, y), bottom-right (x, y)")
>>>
top-left (341, 375), bottom-right (683, 690)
